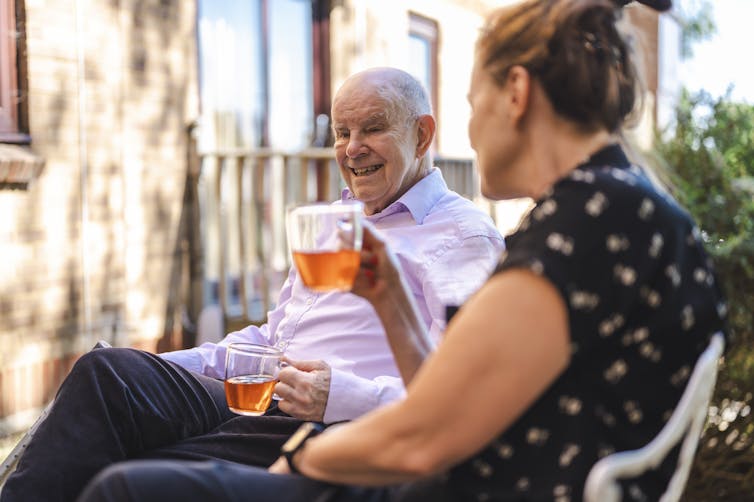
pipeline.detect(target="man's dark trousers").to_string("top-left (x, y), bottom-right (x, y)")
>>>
top-left (0, 347), bottom-right (305, 502)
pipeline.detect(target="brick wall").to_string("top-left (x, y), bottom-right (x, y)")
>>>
top-left (0, 0), bottom-right (198, 435)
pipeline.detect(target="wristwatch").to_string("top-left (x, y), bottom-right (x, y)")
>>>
top-left (281, 422), bottom-right (325, 474)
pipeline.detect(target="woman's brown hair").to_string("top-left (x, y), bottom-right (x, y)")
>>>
top-left (476, 0), bottom-right (642, 133)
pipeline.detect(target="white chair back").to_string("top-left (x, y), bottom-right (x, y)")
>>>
top-left (584, 332), bottom-right (725, 502)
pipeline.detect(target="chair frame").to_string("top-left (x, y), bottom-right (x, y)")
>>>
top-left (584, 332), bottom-right (725, 502)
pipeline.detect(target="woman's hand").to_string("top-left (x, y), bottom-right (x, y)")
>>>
top-left (268, 456), bottom-right (291, 474)
top-left (350, 221), bottom-right (403, 305)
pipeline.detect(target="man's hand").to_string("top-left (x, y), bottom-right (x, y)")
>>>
top-left (274, 358), bottom-right (332, 421)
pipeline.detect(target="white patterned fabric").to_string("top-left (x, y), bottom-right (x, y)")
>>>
top-left (448, 144), bottom-right (727, 502)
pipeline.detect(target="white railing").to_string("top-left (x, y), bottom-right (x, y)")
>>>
top-left (195, 147), bottom-right (485, 328)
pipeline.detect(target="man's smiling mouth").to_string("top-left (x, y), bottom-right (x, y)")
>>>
top-left (351, 164), bottom-right (383, 176)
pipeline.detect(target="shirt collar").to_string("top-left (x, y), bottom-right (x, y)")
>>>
top-left (341, 167), bottom-right (447, 224)
top-left (579, 143), bottom-right (631, 169)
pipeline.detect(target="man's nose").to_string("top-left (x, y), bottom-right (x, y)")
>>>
top-left (345, 135), bottom-right (367, 158)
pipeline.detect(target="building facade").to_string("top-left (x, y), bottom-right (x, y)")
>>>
top-left (0, 0), bottom-right (198, 436)
top-left (0, 0), bottom-right (676, 439)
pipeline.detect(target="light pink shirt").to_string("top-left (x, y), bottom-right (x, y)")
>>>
top-left (161, 168), bottom-right (505, 423)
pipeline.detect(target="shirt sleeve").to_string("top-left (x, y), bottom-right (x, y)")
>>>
top-left (497, 184), bottom-right (615, 352)
top-left (160, 324), bottom-right (273, 379)
top-left (422, 233), bottom-right (505, 343)
top-left (496, 176), bottom-right (681, 354)
top-left (323, 369), bottom-right (406, 423)
top-left (160, 268), bottom-right (297, 378)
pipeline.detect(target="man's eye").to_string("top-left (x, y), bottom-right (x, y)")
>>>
top-left (335, 130), bottom-right (350, 139)
top-left (365, 127), bottom-right (382, 134)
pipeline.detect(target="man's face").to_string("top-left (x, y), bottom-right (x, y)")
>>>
top-left (331, 77), bottom-right (424, 215)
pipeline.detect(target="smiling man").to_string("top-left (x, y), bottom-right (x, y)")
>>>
top-left (332, 69), bottom-right (435, 215)
top-left (0, 67), bottom-right (504, 502)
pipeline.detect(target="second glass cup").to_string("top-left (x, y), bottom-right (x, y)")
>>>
top-left (286, 201), bottom-right (364, 292)
top-left (224, 343), bottom-right (283, 416)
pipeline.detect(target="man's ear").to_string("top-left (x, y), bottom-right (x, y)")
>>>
top-left (505, 65), bottom-right (531, 126)
top-left (415, 115), bottom-right (436, 157)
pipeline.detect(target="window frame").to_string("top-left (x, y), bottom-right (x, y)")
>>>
top-left (408, 12), bottom-right (439, 151)
top-left (0, 0), bottom-right (29, 144)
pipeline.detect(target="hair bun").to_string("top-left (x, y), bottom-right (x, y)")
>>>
top-left (614, 0), bottom-right (672, 12)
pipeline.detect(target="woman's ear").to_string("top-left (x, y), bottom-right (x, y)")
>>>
top-left (505, 65), bottom-right (532, 126)
top-left (415, 115), bottom-right (436, 157)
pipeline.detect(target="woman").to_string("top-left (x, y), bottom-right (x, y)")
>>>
top-left (78, 0), bottom-right (726, 500)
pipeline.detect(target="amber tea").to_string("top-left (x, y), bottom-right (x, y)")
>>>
top-left (292, 249), bottom-right (360, 292)
top-left (287, 202), bottom-right (363, 292)
top-left (224, 343), bottom-right (282, 416)
top-left (224, 374), bottom-right (277, 416)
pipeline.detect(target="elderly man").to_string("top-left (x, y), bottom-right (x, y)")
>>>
top-left (0, 67), bottom-right (503, 502)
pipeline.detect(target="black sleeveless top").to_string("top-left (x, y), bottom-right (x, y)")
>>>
top-left (447, 144), bottom-right (727, 501)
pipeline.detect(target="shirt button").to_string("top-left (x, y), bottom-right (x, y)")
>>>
top-left (306, 298), bottom-right (314, 306)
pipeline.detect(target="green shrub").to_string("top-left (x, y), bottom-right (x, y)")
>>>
top-left (652, 88), bottom-right (754, 500)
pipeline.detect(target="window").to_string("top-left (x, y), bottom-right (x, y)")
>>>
top-left (197, 0), bottom-right (314, 151)
top-left (0, 0), bottom-right (27, 143)
top-left (196, 0), bottom-right (322, 317)
top-left (408, 12), bottom-right (439, 149)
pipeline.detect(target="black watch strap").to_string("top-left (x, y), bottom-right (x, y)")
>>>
top-left (281, 422), bottom-right (325, 474)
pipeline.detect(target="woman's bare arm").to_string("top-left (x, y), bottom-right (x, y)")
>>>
top-left (349, 222), bottom-right (435, 384)
top-left (281, 268), bottom-right (571, 485)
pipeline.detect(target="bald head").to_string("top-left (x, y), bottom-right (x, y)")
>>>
top-left (334, 67), bottom-right (432, 129)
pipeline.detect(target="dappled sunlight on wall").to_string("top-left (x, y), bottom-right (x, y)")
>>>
top-left (0, 0), bottom-right (199, 436)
